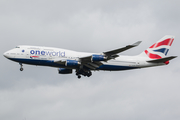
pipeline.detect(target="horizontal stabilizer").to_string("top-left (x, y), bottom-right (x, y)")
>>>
top-left (147, 56), bottom-right (177, 63)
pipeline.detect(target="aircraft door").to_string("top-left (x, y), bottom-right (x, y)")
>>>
top-left (26, 49), bottom-right (30, 58)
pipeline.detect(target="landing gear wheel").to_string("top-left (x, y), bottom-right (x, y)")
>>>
top-left (78, 75), bottom-right (81, 79)
top-left (19, 63), bottom-right (23, 71)
top-left (87, 71), bottom-right (92, 77)
top-left (20, 68), bottom-right (23, 71)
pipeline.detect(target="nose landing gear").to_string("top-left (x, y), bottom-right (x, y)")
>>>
top-left (19, 63), bottom-right (23, 71)
top-left (20, 68), bottom-right (23, 71)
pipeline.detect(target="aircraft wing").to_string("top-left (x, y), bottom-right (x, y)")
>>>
top-left (54, 57), bottom-right (102, 70)
top-left (79, 41), bottom-right (142, 69)
top-left (55, 41), bottom-right (141, 70)
top-left (54, 58), bottom-right (67, 64)
top-left (79, 55), bottom-right (92, 63)
top-left (80, 41), bottom-right (142, 61)
top-left (103, 41), bottom-right (142, 58)
top-left (83, 61), bottom-right (103, 70)
top-left (79, 56), bottom-right (103, 69)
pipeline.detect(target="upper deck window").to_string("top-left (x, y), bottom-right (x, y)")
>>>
top-left (15, 46), bottom-right (20, 48)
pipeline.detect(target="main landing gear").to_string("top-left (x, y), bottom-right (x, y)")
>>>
top-left (76, 69), bottom-right (92, 79)
top-left (77, 75), bottom-right (81, 79)
top-left (19, 63), bottom-right (23, 71)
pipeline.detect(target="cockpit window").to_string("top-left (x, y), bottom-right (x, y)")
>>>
top-left (15, 46), bottom-right (20, 48)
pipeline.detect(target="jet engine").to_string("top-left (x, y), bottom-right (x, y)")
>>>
top-left (91, 55), bottom-right (107, 61)
top-left (58, 68), bottom-right (72, 74)
top-left (65, 60), bottom-right (80, 66)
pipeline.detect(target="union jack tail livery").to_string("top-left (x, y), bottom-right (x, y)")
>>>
top-left (140, 35), bottom-right (175, 60)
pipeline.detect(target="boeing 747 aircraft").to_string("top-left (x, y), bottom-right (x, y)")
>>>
top-left (3, 35), bottom-right (177, 78)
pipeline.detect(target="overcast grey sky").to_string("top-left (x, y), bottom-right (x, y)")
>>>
top-left (0, 0), bottom-right (180, 120)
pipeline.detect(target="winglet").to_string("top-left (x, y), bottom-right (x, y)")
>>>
top-left (132, 41), bottom-right (142, 47)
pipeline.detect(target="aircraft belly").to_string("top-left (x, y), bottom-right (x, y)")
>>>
top-left (8, 58), bottom-right (66, 68)
top-left (97, 64), bottom-right (139, 71)
top-left (97, 61), bottom-right (139, 71)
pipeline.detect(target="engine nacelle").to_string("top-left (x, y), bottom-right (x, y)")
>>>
top-left (91, 55), bottom-right (107, 61)
top-left (58, 68), bottom-right (72, 74)
top-left (65, 60), bottom-right (80, 66)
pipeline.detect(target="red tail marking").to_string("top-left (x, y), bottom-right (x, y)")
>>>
top-left (169, 38), bottom-right (174, 46)
top-left (149, 38), bottom-right (172, 48)
top-left (145, 50), bottom-right (162, 59)
top-left (149, 43), bottom-right (155, 48)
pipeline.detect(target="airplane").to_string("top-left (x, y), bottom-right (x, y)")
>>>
top-left (3, 35), bottom-right (177, 79)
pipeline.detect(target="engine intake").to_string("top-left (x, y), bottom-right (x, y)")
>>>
top-left (58, 68), bottom-right (72, 74)
top-left (91, 55), bottom-right (107, 61)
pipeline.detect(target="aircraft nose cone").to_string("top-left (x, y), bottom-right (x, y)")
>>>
top-left (3, 52), bottom-right (8, 58)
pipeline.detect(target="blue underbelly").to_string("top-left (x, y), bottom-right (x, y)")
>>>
top-left (97, 64), bottom-right (139, 71)
top-left (9, 58), bottom-right (64, 67)
top-left (9, 58), bottom-right (139, 70)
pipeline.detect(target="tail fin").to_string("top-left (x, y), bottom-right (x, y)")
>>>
top-left (139, 35), bottom-right (175, 59)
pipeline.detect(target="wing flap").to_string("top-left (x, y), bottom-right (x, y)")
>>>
top-left (84, 64), bottom-right (96, 70)
top-left (84, 62), bottom-right (102, 70)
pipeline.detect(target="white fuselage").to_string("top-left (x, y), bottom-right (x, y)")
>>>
top-left (3, 45), bottom-right (165, 71)
top-left (3, 35), bottom-right (176, 78)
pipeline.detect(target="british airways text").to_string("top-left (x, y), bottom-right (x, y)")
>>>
top-left (30, 50), bottom-right (65, 57)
